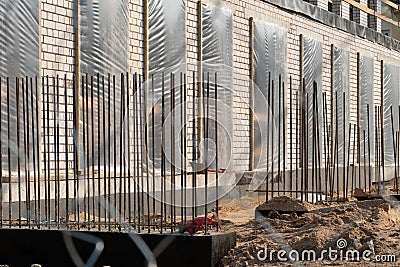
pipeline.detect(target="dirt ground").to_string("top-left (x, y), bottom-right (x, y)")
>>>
top-left (218, 194), bottom-right (400, 266)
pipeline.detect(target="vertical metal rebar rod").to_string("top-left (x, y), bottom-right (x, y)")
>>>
top-left (266, 73), bottom-right (271, 201)
top-left (367, 105), bottom-right (372, 192)
top-left (180, 73), bottom-right (184, 227)
top-left (351, 123), bottom-right (356, 196)
top-left (289, 77), bottom-right (293, 197)
top-left (278, 75), bottom-right (281, 196)
top-left (56, 76), bottom-right (60, 227)
top-left (73, 75), bottom-right (78, 229)
top-left (305, 92), bottom-right (309, 202)
top-left (300, 78), bottom-right (308, 201)
top-left (312, 83), bottom-right (316, 203)
top-left (82, 75), bottom-right (87, 227)
top-left (16, 78), bottom-right (21, 227)
top-left (24, 77), bottom-right (31, 227)
top-left (102, 74), bottom-right (106, 230)
top-left (171, 73), bottom-right (176, 232)
top-left (191, 72), bottom-right (196, 233)
top-left (46, 76), bottom-right (51, 227)
top-left (139, 74), bottom-right (144, 231)
top-left (334, 91), bottom-right (339, 200)
top-left (358, 124), bottom-right (361, 191)
top-left (35, 77), bottom-right (40, 228)
top-left (161, 73), bottom-right (165, 233)
top-left (97, 73), bottom-right (101, 231)
top-left (132, 73), bottom-right (137, 231)
top-left (118, 73), bottom-right (125, 227)
top-left (107, 74), bottom-right (112, 231)
top-left (151, 74), bottom-right (155, 231)
top-left (7, 77), bottom-right (12, 228)
top-left (346, 123), bottom-right (352, 198)
top-left (380, 106), bottom-right (385, 191)
top-left (271, 80), bottom-right (275, 199)
top-left (127, 73), bottom-right (132, 231)
top-left (374, 106), bottom-right (378, 190)
top-left (397, 106), bottom-right (400, 194)
top-left (397, 131), bottom-right (400, 194)
top-left (85, 74), bottom-right (89, 226)
top-left (86, 75), bottom-right (90, 228)
top-left (330, 115), bottom-right (336, 199)
top-left (64, 75), bottom-right (69, 229)
top-left (91, 76), bottom-right (95, 228)
top-left (342, 92), bottom-right (346, 199)
top-left (163, 73), bottom-right (167, 232)
top-left (283, 81), bottom-right (287, 197)
top-left (301, 80), bottom-right (305, 202)
top-left (184, 74), bottom-right (188, 225)
top-left (204, 73), bottom-right (209, 234)
top-left (363, 129), bottom-right (367, 192)
top-left (322, 93), bottom-right (328, 198)
top-left (376, 106), bottom-right (380, 190)
top-left (31, 77), bottom-right (37, 225)
top-left (391, 106), bottom-right (397, 194)
top-left (214, 72), bottom-right (219, 231)
top-left (180, 73), bottom-right (185, 226)
top-left (113, 75), bottom-right (117, 228)
top-left (296, 90), bottom-right (299, 199)
top-left (72, 75), bottom-right (77, 228)
top-left (122, 74), bottom-right (127, 225)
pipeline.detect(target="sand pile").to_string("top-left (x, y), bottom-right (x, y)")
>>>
top-left (219, 196), bottom-right (400, 266)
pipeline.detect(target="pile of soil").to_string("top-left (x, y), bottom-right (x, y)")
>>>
top-left (219, 196), bottom-right (400, 266)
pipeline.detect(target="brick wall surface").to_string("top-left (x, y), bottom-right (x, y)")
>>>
top-left (40, 0), bottom-right (74, 172)
top-left (37, 0), bottom-right (400, 173)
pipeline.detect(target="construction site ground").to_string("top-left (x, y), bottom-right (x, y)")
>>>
top-left (218, 193), bottom-right (400, 266)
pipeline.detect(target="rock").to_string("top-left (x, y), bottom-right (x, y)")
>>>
top-left (267, 210), bottom-right (280, 219)
top-left (334, 217), bottom-right (344, 225)
top-left (378, 202), bottom-right (390, 212)
top-left (352, 239), bottom-right (362, 250)
top-left (256, 196), bottom-right (313, 214)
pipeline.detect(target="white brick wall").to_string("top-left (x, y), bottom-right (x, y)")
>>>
top-left (40, 0), bottom-right (74, 173)
top-left (36, 0), bottom-right (400, 173)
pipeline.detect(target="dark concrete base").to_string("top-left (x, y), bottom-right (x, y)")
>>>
top-left (0, 229), bottom-right (236, 267)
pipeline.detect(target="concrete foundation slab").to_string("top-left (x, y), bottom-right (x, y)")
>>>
top-left (0, 229), bottom-right (236, 267)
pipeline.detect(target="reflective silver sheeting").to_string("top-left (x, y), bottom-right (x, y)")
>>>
top-left (0, 0), bottom-right (39, 171)
top-left (334, 47), bottom-right (350, 166)
top-left (80, 0), bottom-right (129, 168)
top-left (202, 4), bottom-right (233, 171)
top-left (80, 0), bottom-right (128, 74)
top-left (253, 21), bottom-right (287, 170)
top-left (359, 55), bottom-right (375, 165)
top-left (303, 37), bottom-right (322, 166)
top-left (147, 0), bottom-right (186, 171)
top-left (383, 63), bottom-right (399, 165)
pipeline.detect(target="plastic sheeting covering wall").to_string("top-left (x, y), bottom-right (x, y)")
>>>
top-left (147, 0), bottom-right (186, 171)
top-left (383, 63), bottom-right (399, 165)
top-left (303, 37), bottom-right (322, 167)
top-left (333, 47), bottom-right (350, 166)
top-left (0, 0), bottom-right (40, 171)
top-left (80, 0), bottom-right (128, 74)
top-left (253, 21), bottom-right (287, 170)
top-left (80, 0), bottom-right (129, 168)
top-left (359, 55), bottom-right (375, 165)
top-left (202, 4), bottom-right (233, 171)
